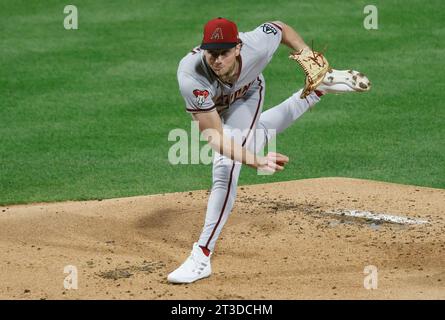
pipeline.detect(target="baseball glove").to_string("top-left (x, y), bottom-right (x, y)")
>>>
top-left (289, 47), bottom-right (330, 98)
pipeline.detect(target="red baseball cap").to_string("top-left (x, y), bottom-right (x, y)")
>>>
top-left (200, 17), bottom-right (239, 50)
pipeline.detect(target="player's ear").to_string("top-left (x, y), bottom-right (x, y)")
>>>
top-left (235, 43), bottom-right (242, 56)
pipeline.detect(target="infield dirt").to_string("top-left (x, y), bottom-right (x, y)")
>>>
top-left (0, 178), bottom-right (444, 299)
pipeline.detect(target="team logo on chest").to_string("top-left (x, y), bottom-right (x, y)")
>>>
top-left (193, 89), bottom-right (210, 106)
top-left (211, 27), bottom-right (224, 40)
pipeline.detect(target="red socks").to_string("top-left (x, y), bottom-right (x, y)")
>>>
top-left (314, 90), bottom-right (325, 97)
top-left (199, 245), bottom-right (211, 257)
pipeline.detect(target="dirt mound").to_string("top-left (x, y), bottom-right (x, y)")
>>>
top-left (0, 177), bottom-right (444, 299)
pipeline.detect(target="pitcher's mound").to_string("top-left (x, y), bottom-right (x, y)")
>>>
top-left (0, 177), bottom-right (444, 299)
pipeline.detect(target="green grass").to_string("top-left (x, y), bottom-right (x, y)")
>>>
top-left (1, 0), bottom-right (444, 205)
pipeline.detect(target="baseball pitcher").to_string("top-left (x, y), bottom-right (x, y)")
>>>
top-left (168, 17), bottom-right (371, 283)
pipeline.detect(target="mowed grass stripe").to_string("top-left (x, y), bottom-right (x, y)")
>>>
top-left (1, 0), bottom-right (444, 204)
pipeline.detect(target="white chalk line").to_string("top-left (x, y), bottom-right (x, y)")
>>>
top-left (326, 209), bottom-right (430, 225)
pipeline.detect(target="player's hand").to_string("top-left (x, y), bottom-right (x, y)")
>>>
top-left (255, 152), bottom-right (289, 174)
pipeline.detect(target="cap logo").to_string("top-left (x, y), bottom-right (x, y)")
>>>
top-left (210, 27), bottom-right (224, 40)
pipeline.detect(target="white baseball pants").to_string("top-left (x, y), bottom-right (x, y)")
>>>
top-left (198, 74), bottom-right (320, 251)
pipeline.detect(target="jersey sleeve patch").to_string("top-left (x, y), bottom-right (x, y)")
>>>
top-left (192, 89), bottom-right (210, 107)
top-left (261, 23), bottom-right (278, 35)
top-left (251, 22), bottom-right (283, 59)
top-left (178, 72), bottom-right (215, 113)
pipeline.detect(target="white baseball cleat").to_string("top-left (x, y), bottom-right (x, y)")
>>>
top-left (167, 243), bottom-right (211, 284)
top-left (316, 69), bottom-right (371, 94)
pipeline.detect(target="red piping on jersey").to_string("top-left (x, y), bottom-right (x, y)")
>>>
top-left (205, 76), bottom-right (264, 249)
top-left (186, 105), bottom-right (216, 113)
top-left (269, 22), bottom-right (283, 31)
top-left (241, 77), bottom-right (263, 148)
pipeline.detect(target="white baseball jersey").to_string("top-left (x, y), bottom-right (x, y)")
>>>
top-left (177, 22), bottom-right (283, 114)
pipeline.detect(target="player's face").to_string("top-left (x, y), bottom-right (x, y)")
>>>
top-left (204, 45), bottom-right (240, 77)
